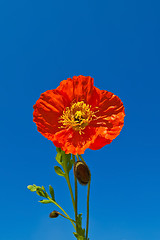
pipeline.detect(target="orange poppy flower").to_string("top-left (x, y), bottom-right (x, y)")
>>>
top-left (33, 76), bottom-right (125, 155)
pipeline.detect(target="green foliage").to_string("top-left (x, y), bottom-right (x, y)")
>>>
top-left (55, 147), bottom-right (62, 164)
top-left (27, 184), bottom-right (56, 203)
top-left (67, 158), bottom-right (73, 172)
top-left (54, 166), bottom-right (65, 177)
top-left (73, 233), bottom-right (89, 240)
top-left (36, 186), bottom-right (48, 198)
top-left (27, 185), bottom-right (36, 192)
top-left (73, 214), bottom-right (88, 240)
top-left (39, 199), bottom-right (52, 204)
top-left (77, 214), bottom-right (85, 237)
top-left (49, 185), bottom-right (55, 201)
top-left (55, 147), bottom-right (73, 174)
top-left (73, 232), bottom-right (84, 240)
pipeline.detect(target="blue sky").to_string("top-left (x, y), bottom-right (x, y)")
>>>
top-left (0, 0), bottom-right (160, 240)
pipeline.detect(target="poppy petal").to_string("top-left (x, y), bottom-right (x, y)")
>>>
top-left (52, 126), bottom-right (99, 155)
top-left (57, 75), bottom-right (94, 103)
top-left (89, 135), bottom-right (112, 150)
top-left (33, 76), bottom-right (125, 154)
top-left (33, 89), bottom-right (69, 141)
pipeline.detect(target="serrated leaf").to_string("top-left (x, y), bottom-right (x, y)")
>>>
top-left (49, 185), bottom-right (55, 201)
top-left (27, 185), bottom-right (36, 192)
top-left (77, 213), bottom-right (82, 226)
top-left (39, 199), bottom-right (52, 204)
top-left (54, 166), bottom-right (65, 177)
top-left (42, 186), bottom-right (45, 191)
top-left (76, 214), bottom-right (85, 238)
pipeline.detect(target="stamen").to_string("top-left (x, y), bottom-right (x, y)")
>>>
top-left (59, 101), bottom-right (95, 134)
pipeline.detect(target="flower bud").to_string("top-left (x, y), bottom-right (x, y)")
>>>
top-left (49, 210), bottom-right (59, 218)
top-left (74, 161), bottom-right (91, 185)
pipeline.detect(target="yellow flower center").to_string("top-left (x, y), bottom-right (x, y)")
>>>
top-left (59, 101), bottom-right (94, 134)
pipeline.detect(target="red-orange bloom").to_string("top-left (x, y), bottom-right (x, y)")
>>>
top-left (33, 76), bottom-right (125, 155)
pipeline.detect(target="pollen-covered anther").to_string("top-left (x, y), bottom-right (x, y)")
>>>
top-left (59, 101), bottom-right (95, 134)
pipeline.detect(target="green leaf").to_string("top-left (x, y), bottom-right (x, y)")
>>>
top-left (35, 186), bottom-right (48, 198)
top-left (56, 152), bottom-right (62, 164)
top-left (60, 151), bottom-right (72, 173)
top-left (56, 147), bottom-right (61, 153)
top-left (76, 214), bottom-right (86, 238)
top-left (61, 151), bottom-right (71, 163)
top-left (39, 199), bottom-right (52, 204)
top-left (49, 185), bottom-right (55, 201)
top-left (77, 213), bottom-right (82, 227)
top-left (55, 147), bottom-right (63, 164)
top-left (36, 187), bottom-right (46, 197)
top-left (56, 148), bottom-right (72, 170)
top-left (27, 185), bottom-right (36, 192)
top-left (67, 158), bottom-right (73, 172)
top-left (54, 166), bottom-right (65, 177)
top-left (73, 232), bottom-right (86, 240)
top-left (42, 186), bottom-right (46, 191)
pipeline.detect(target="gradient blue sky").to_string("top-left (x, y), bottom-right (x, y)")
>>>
top-left (0, 0), bottom-right (160, 240)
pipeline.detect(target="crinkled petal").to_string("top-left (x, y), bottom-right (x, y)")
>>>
top-left (57, 75), bottom-right (94, 103)
top-left (89, 121), bottom-right (124, 150)
top-left (88, 87), bottom-right (125, 149)
top-left (52, 126), bottom-right (99, 155)
top-left (33, 76), bottom-right (125, 154)
top-left (89, 134), bottom-right (112, 150)
top-left (33, 89), bottom-right (69, 141)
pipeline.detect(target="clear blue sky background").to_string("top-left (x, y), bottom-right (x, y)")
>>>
top-left (0, 0), bottom-right (160, 240)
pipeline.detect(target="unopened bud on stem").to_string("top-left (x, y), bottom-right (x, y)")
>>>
top-left (49, 210), bottom-right (59, 218)
top-left (74, 161), bottom-right (91, 185)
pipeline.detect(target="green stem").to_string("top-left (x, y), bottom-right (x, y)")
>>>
top-left (73, 155), bottom-right (78, 232)
top-left (86, 180), bottom-right (91, 239)
top-left (49, 198), bottom-right (76, 230)
top-left (63, 161), bottom-right (75, 212)
top-left (57, 211), bottom-right (76, 223)
top-left (78, 154), bottom-right (85, 163)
